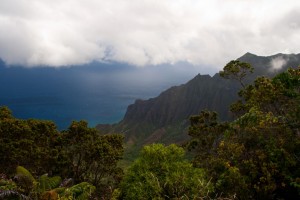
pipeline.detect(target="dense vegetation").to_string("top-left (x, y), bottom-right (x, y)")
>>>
top-left (188, 64), bottom-right (300, 199)
top-left (1, 63), bottom-right (299, 199)
top-left (0, 110), bottom-right (123, 199)
top-left (97, 53), bottom-right (300, 162)
top-left (118, 144), bottom-right (213, 199)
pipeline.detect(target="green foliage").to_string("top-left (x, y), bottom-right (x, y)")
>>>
top-left (0, 106), bottom-right (13, 120)
top-left (16, 166), bottom-right (36, 184)
top-left (0, 108), bottom-right (124, 199)
top-left (0, 190), bottom-right (30, 200)
top-left (0, 174), bottom-right (26, 200)
top-left (0, 175), bottom-right (17, 191)
top-left (0, 113), bottom-right (61, 176)
top-left (219, 60), bottom-right (254, 88)
top-left (38, 174), bottom-right (62, 194)
top-left (61, 120), bottom-right (124, 198)
top-left (52, 182), bottom-right (95, 200)
top-left (15, 166), bottom-right (38, 196)
top-left (120, 143), bottom-right (213, 199)
top-left (0, 166), bottom-right (56, 199)
top-left (189, 66), bottom-right (300, 199)
top-left (0, 166), bottom-right (95, 200)
top-left (188, 110), bottom-right (229, 169)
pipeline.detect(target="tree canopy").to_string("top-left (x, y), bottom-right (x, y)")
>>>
top-left (0, 109), bottom-right (124, 199)
top-left (219, 60), bottom-right (254, 88)
top-left (189, 66), bottom-right (300, 199)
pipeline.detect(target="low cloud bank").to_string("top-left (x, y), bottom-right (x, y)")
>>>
top-left (0, 0), bottom-right (299, 70)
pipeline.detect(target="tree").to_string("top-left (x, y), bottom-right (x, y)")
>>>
top-left (0, 106), bottom-right (13, 120)
top-left (188, 110), bottom-right (229, 169)
top-left (119, 143), bottom-right (213, 199)
top-left (61, 121), bottom-right (124, 198)
top-left (0, 108), bottom-right (61, 176)
top-left (189, 67), bottom-right (300, 199)
top-left (219, 60), bottom-right (253, 88)
top-left (0, 108), bottom-right (125, 199)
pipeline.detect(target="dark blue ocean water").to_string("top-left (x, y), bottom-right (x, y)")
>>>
top-left (0, 60), bottom-right (199, 130)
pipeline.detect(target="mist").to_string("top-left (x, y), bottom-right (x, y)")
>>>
top-left (0, 61), bottom-right (200, 129)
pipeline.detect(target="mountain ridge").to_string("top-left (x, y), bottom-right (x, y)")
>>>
top-left (96, 52), bottom-right (300, 152)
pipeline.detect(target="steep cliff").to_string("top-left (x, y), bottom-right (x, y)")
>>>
top-left (97, 53), bottom-right (300, 150)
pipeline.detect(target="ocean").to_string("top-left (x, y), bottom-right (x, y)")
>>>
top-left (0, 61), bottom-right (198, 130)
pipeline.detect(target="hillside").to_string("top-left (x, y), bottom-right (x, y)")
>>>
top-left (96, 53), bottom-right (300, 151)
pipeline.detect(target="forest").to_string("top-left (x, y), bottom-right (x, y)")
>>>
top-left (0, 62), bottom-right (299, 200)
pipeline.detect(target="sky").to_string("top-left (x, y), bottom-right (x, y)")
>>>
top-left (0, 0), bottom-right (299, 71)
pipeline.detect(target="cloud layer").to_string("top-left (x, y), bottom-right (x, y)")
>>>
top-left (0, 0), bottom-right (299, 69)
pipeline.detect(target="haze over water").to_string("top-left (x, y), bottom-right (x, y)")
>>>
top-left (0, 61), bottom-right (199, 129)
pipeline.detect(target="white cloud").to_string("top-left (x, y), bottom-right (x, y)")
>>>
top-left (0, 0), bottom-right (299, 69)
top-left (270, 56), bottom-right (288, 71)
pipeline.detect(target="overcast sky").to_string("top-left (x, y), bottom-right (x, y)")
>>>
top-left (0, 0), bottom-right (299, 70)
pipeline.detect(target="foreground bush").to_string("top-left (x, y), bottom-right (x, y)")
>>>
top-left (118, 143), bottom-right (213, 199)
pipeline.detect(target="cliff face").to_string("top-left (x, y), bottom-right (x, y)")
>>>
top-left (123, 74), bottom-right (238, 126)
top-left (97, 53), bottom-right (300, 148)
